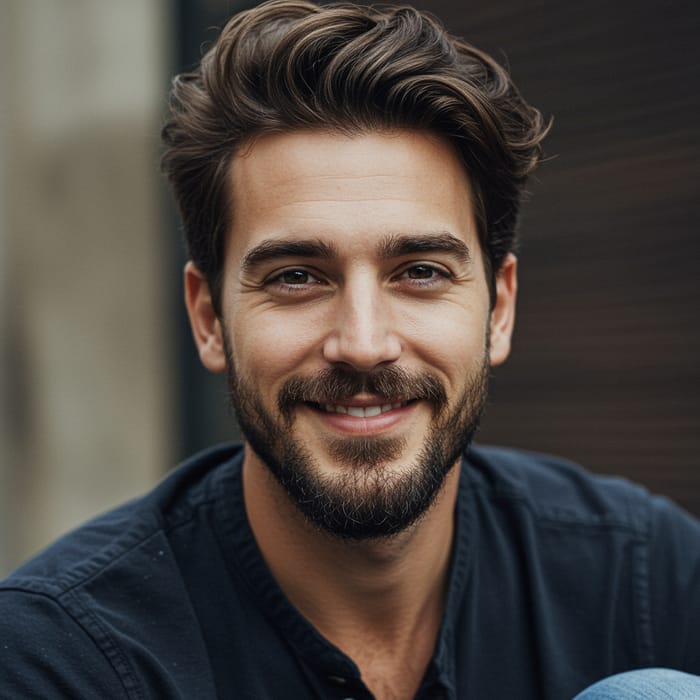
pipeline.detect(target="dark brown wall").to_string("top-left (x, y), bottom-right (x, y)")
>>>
top-left (176, 0), bottom-right (700, 515)
top-left (414, 0), bottom-right (700, 514)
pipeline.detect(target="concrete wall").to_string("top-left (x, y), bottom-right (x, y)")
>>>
top-left (0, 0), bottom-right (172, 576)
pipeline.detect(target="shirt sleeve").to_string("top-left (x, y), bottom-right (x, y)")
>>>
top-left (647, 496), bottom-right (700, 671)
top-left (0, 589), bottom-right (127, 698)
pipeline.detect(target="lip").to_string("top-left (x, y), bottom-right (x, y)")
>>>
top-left (305, 400), bottom-right (418, 436)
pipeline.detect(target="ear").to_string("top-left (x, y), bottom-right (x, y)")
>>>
top-left (184, 261), bottom-right (227, 373)
top-left (488, 253), bottom-right (518, 367)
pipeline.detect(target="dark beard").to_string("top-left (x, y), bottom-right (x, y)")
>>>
top-left (226, 346), bottom-right (489, 540)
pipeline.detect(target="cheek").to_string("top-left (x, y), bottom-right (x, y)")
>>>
top-left (230, 307), bottom-right (326, 383)
top-left (402, 303), bottom-right (489, 379)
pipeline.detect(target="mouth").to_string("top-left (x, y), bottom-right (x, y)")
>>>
top-left (318, 400), bottom-right (410, 417)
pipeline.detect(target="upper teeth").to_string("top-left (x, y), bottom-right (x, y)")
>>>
top-left (323, 402), bottom-right (404, 417)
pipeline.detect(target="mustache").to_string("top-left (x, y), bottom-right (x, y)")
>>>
top-left (278, 366), bottom-right (447, 416)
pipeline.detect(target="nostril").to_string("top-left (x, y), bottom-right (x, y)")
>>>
top-left (322, 329), bottom-right (402, 372)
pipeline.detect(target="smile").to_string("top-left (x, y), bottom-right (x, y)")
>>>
top-left (321, 401), bottom-right (407, 417)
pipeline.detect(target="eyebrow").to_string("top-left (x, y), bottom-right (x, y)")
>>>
top-left (377, 232), bottom-right (472, 264)
top-left (240, 239), bottom-right (338, 273)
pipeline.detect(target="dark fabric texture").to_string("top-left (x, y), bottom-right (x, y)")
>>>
top-left (1, 443), bottom-right (699, 699)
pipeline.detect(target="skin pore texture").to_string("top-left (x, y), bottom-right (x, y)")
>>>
top-left (185, 130), bottom-right (517, 700)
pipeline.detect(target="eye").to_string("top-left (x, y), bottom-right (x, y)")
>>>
top-left (279, 269), bottom-right (315, 285)
top-left (395, 263), bottom-right (451, 287)
top-left (405, 265), bottom-right (438, 280)
top-left (264, 267), bottom-right (327, 295)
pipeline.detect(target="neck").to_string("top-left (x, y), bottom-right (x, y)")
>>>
top-left (242, 449), bottom-right (460, 648)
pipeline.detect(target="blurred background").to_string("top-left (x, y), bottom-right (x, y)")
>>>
top-left (1, 0), bottom-right (698, 576)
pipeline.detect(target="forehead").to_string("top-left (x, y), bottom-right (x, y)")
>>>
top-left (226, 129), bottom-right (479, 261)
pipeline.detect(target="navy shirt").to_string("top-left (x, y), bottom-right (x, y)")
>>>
top-left (1, 443), bottom-right (699, 699)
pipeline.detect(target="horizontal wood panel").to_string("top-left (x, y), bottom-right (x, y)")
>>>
top-left (426, 0), bottom-right (700, 515)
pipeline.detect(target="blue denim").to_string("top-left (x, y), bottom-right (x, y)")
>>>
top-left (574, 668), bottom-right (700, 699)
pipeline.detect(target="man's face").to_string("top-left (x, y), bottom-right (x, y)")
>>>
top-left (186, 129), bottom-right (516, 539)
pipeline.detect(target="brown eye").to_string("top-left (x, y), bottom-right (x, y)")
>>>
top-left (281, 270), bottom-right (311, 284)
top-left (406, 265), bottom-right (435, 279)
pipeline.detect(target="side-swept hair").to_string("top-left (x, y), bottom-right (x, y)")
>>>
top-left (161, 0), bottom-right (550, 311)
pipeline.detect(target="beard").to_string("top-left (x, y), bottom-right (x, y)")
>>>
top-left (226, 341), bottom-right (490, 540)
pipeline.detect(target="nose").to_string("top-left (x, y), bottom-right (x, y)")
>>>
top-left (322, 280), bottom-right (402, 372)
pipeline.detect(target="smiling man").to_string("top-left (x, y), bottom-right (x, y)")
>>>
top-left (1, 1), bottom-right (700, 699)
top-left (188, 129), bottom-right (505, 548)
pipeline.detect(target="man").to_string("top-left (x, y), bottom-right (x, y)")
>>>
top-left (1, 1), bottom-right (699, 698)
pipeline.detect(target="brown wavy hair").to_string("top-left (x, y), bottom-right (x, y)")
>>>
top-left (161, 0), bottom-right (550, 311)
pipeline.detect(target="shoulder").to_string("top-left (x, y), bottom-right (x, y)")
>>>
top-left (0, 587), bottom-right (127, 696)
top-left (3, 442), bottom-right (243, 591)
top-left (463, 444), bottom-right (700, 670)
top-left (0, 442), bottom-right (244, 697)
top-left (463, 444), bottom-right (660, 532)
